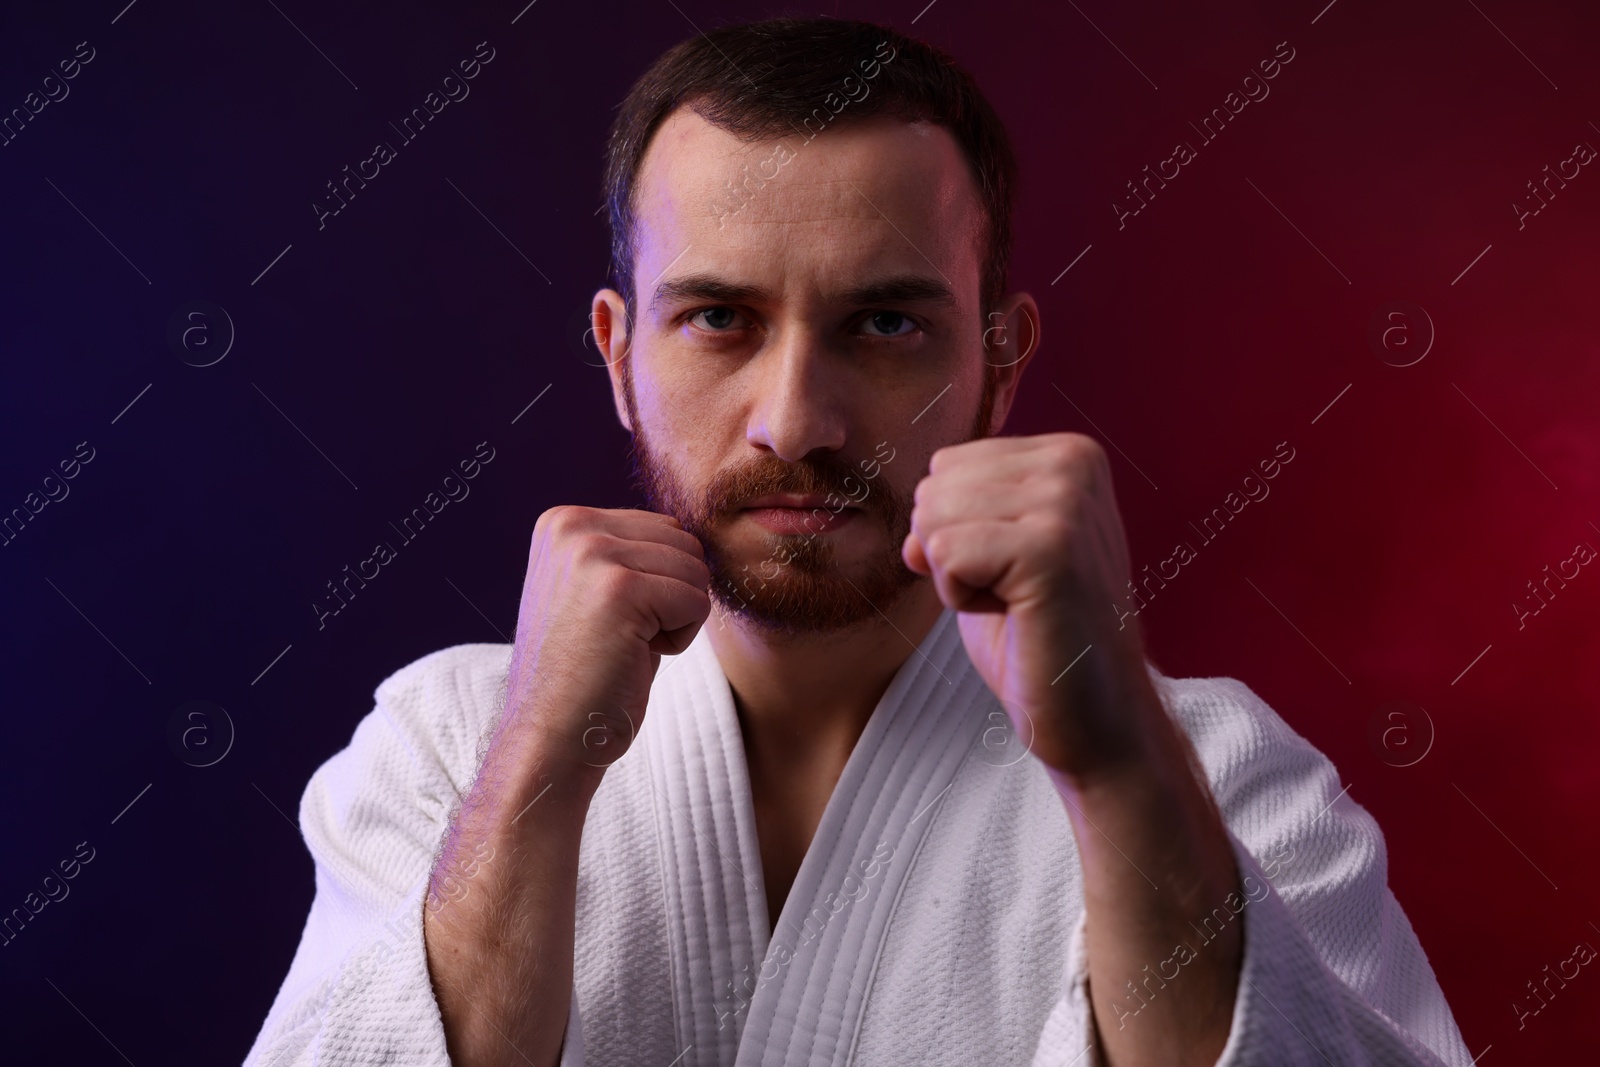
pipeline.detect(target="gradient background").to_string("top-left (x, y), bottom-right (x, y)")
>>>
top-left (2, 0), bottom-right (1596, 1062)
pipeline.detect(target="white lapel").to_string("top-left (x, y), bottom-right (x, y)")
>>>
top-left (639, 607), bottom-right (998, 1067)
top-left (730, 608), bottom-right (996, 1067)
top-left (640, 628), bottom-right (772, 1067)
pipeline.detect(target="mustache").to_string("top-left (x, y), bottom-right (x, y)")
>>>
top-left (704, 454), bottom-right (873, 517)
top-left (624, 422), bottom-right (908, 541)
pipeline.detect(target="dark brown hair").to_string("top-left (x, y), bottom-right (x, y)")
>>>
top-left (601, 16), bottom-right (1019, 322)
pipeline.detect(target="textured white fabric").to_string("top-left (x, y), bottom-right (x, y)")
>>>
top-left (243, 608), bottom-right (1472, 1067)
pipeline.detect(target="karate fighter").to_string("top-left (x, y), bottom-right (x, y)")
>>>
top-left (245, 16), bottom-right (1473, 1067)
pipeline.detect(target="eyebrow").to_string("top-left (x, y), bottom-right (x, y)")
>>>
top-left (647, 272), bottom-right (958, 319)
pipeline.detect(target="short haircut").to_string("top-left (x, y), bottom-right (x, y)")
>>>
top-left (601, 16), bottom-right (1019, 322)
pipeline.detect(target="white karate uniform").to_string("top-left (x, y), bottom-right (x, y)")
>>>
top-left (243, 608), bottom-right (1473, 1066)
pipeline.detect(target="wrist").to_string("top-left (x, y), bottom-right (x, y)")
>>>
top-left (1045, 676), bottom-right (1182, 798)
top-left (492, 688), bottom-right (627, 803)
top-left (494, 732), bottom-right (607, 818)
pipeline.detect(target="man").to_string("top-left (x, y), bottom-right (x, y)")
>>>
top-left (245, 17), bottom-right (1472, 1067)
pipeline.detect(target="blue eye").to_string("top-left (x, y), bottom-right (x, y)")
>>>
top-left (689, 307), bottom-right (743, 331)
top-left (860, 311), bottom-right (916, 337)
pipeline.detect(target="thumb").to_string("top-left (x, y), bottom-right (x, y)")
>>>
top-left (902, 530), bottom-right (930, 575)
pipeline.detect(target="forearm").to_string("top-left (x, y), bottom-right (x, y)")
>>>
top-left (1049, 689), bottom-right (1243, 1067)
top-left (423, 721), bottom-right (600, 1067)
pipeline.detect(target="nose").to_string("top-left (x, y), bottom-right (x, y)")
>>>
top-left (744, 330), bottom-right (848, 462)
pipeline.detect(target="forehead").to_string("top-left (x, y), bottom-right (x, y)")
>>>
top-left (631, 106), bottom-right (985, 310)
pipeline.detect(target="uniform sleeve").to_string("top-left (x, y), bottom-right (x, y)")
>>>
top-left (1029, 671), bottom-right (1474, 1067)
top-left (240, 643), bottom-right (586, 1067)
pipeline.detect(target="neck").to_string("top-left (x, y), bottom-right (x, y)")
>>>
top-left (707, 580), bottom-right (947, 774)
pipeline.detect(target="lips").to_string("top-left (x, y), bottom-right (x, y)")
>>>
top-left (741, 493), bottom-right (857, 510)
top-left (743, 504), bottom-right (860, 535)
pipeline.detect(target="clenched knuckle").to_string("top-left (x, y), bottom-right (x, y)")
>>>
top-left (571, 531), bottom-right (612, 563)
top-left (1072, 435), bottom-right (1108, 470)
top-left (1047, 471), bottom-right (1079, 508)
top-left (1041, 514), bottom-right (1076, 545)
top-left (594, 565), bottom-right (635, 604)
top-left (538, 504), bottom-right (579, 538)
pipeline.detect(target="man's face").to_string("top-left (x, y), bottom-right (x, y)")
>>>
top-left (604, 108), bottom-right (1015, 637)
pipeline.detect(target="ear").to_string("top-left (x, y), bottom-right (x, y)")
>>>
top-left (593, 288), bottom-right (634, 432)
top-left (981, 291), bottom-right (1042, 434)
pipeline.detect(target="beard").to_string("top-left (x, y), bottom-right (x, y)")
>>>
top-left (622, 363), bottom-right (997, 637)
